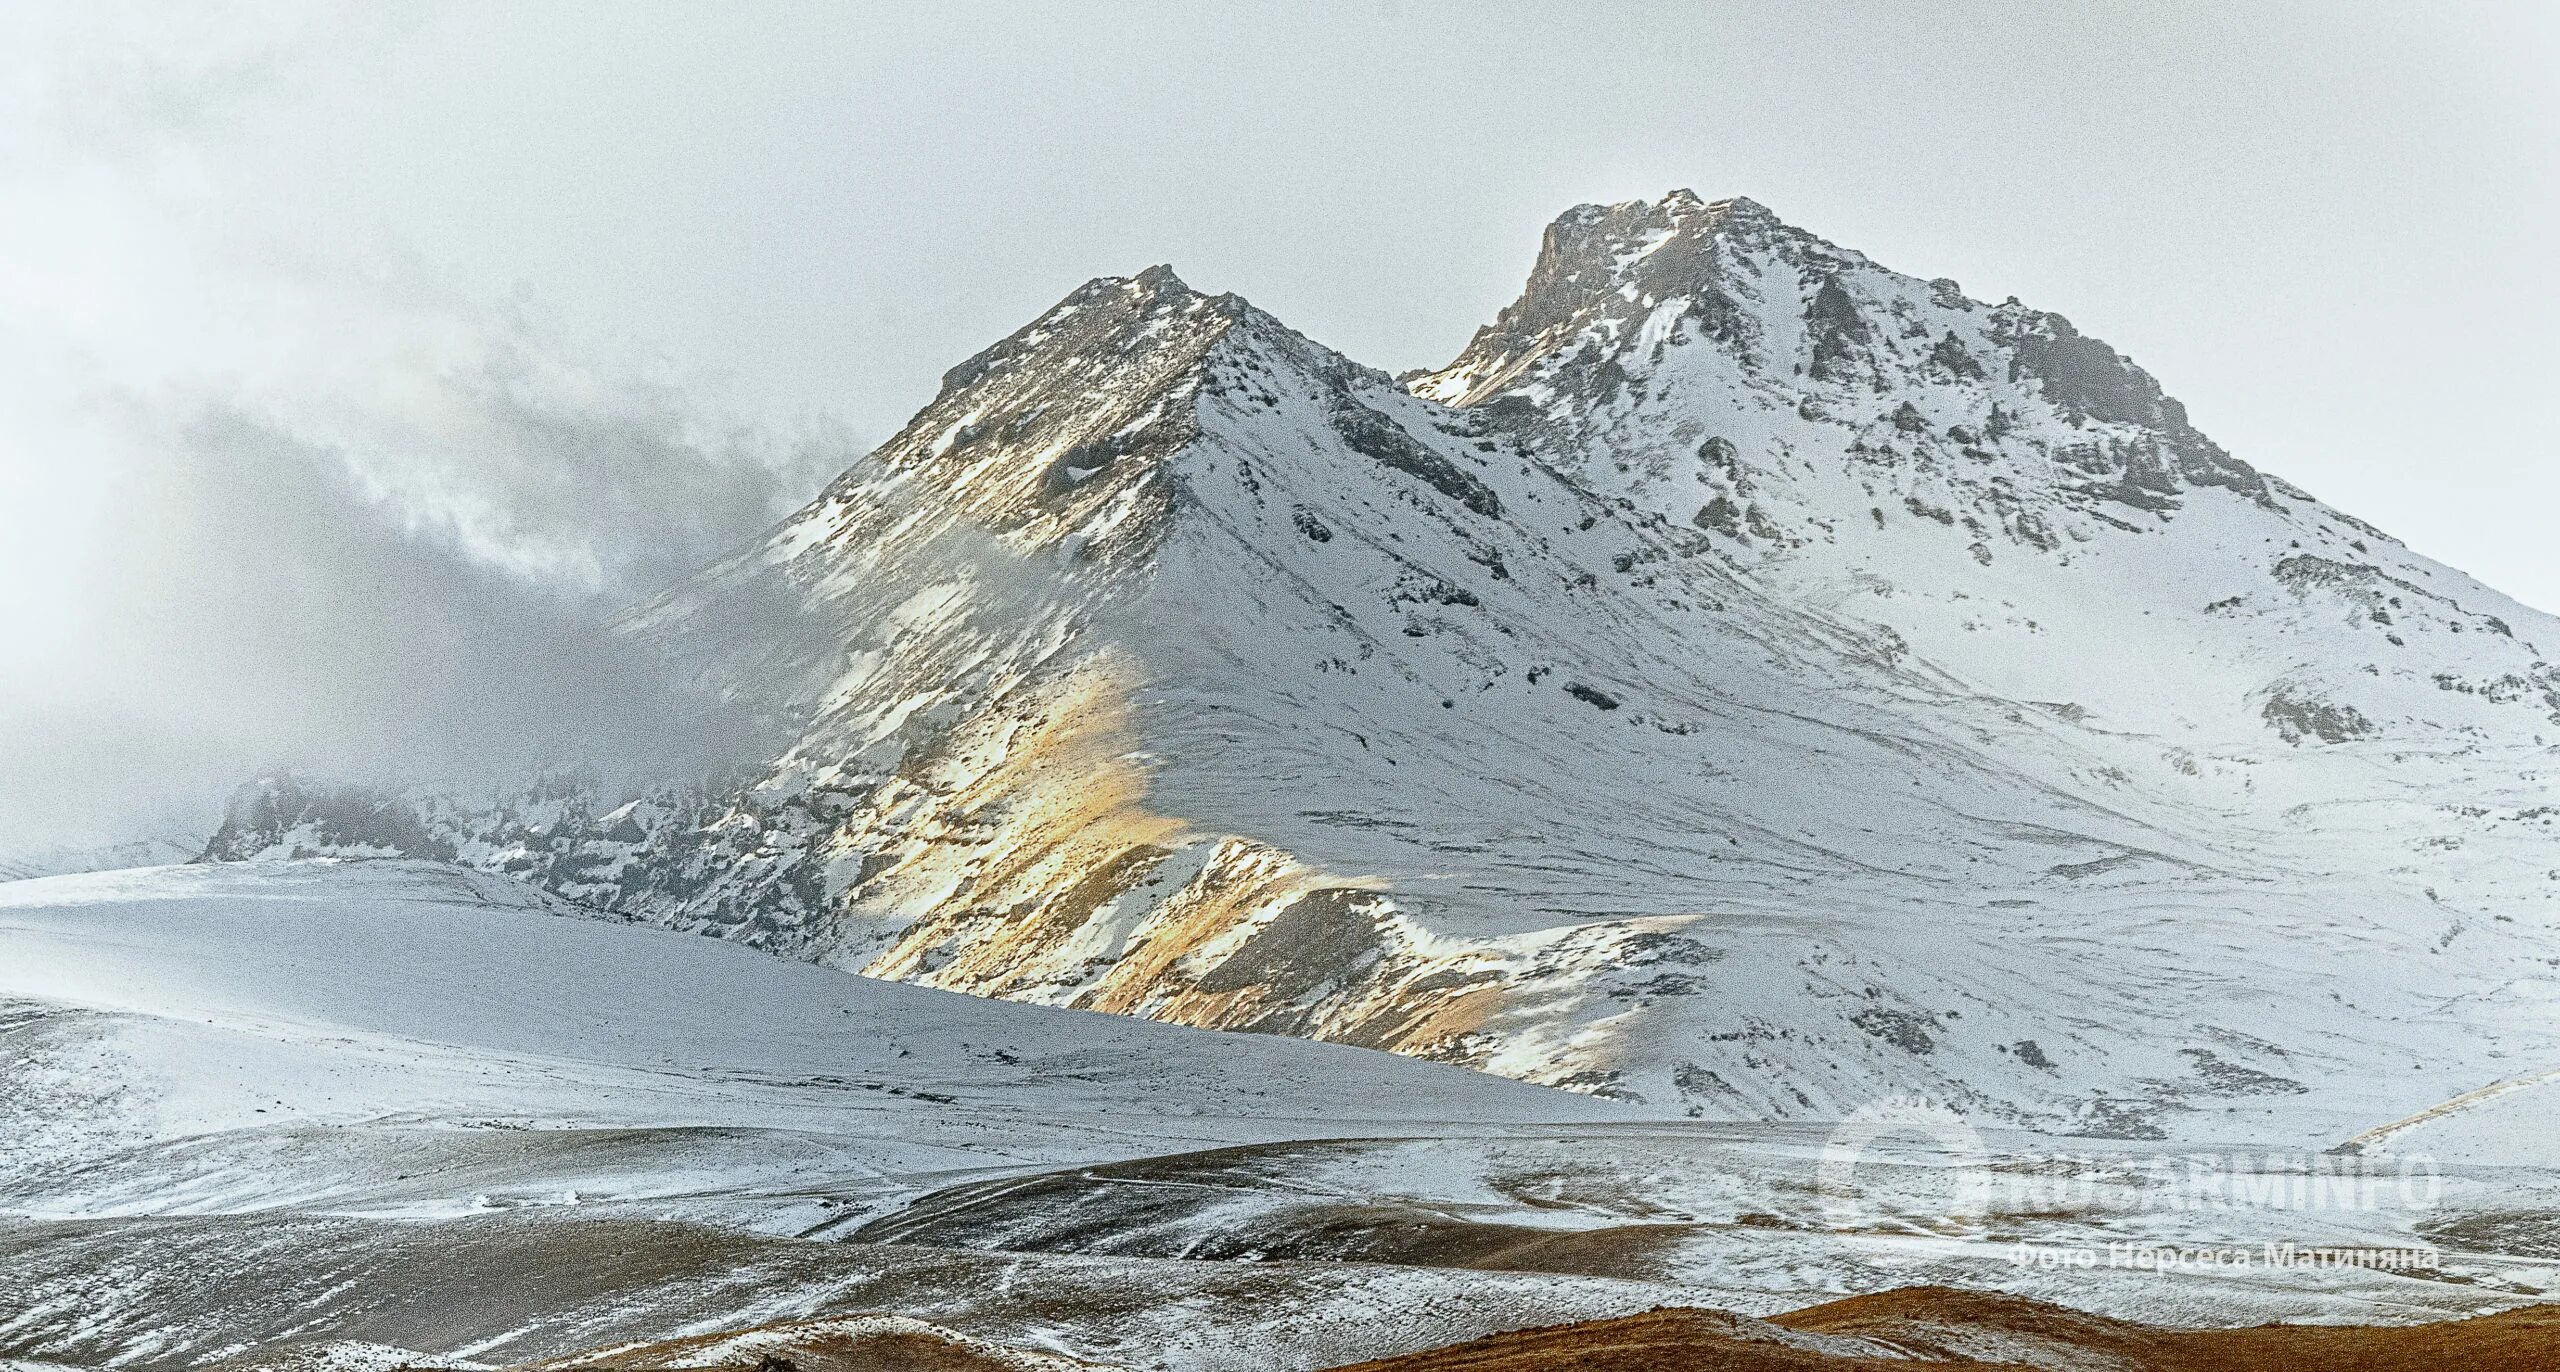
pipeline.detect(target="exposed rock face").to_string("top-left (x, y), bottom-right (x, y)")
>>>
top-left (204, 193), bottom-right (2560, 1141)
top-left (2259, 685), bottom-right (2378, 745)
top-left (202, 776), bottom-right (456, 863)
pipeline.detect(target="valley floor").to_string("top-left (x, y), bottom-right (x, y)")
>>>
top-left (2, 862), bottom-right (2553, 1370)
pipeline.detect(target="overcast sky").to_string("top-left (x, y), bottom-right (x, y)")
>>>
top-left (2, 1), bottom-right (2554, 847)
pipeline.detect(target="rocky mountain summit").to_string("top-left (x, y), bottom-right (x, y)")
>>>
top-left (205, 193), bottom-right (2560, 1144)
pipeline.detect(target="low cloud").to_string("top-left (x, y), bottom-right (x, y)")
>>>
top-left (0, 7), bottom-right (859, 856)
top-left (2, 372), bottom-right (848, 854)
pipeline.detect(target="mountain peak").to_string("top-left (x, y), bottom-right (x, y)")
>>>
top-left (1414, 190), bottom-right (1810, 407)
top-left (802, 261), bottom-right (1375, 565)
top-left (1553, 186), bottom-right (1770, 226)
top-left (1414, 190), bottom-right (2287, 524)
top-left (935, 260), bottom-right (1277, 383)
top-left (1540, 187), bottom-right (1780, 259)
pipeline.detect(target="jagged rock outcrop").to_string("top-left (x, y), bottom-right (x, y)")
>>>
top-left (202, 775), bottom-right (456, 863)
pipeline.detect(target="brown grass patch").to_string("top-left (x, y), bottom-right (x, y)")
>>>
top-left (1320, 1286), bottom-right (2560, 1371)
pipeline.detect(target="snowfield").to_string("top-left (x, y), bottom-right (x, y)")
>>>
top-left (0, 860), bottom-right (1617, 1225)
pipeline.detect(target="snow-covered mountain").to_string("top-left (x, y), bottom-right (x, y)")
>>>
top-left (204, 192), bottom-right (2560, 1144)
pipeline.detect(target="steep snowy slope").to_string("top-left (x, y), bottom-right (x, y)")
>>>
top-left (200, 195), bottom-right (2560, 1143)
top-left (1420, 191), bottom-right (2560, 754)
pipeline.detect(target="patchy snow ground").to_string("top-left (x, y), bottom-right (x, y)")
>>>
top-left (2, 861), bottom-right (2552, 1370)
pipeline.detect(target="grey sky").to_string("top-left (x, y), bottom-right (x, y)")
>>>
top-left (1, 1), bottom-right (2553, 845)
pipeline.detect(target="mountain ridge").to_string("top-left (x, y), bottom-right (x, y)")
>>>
top-left (195, 192), bottom-right (2560, 1144)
